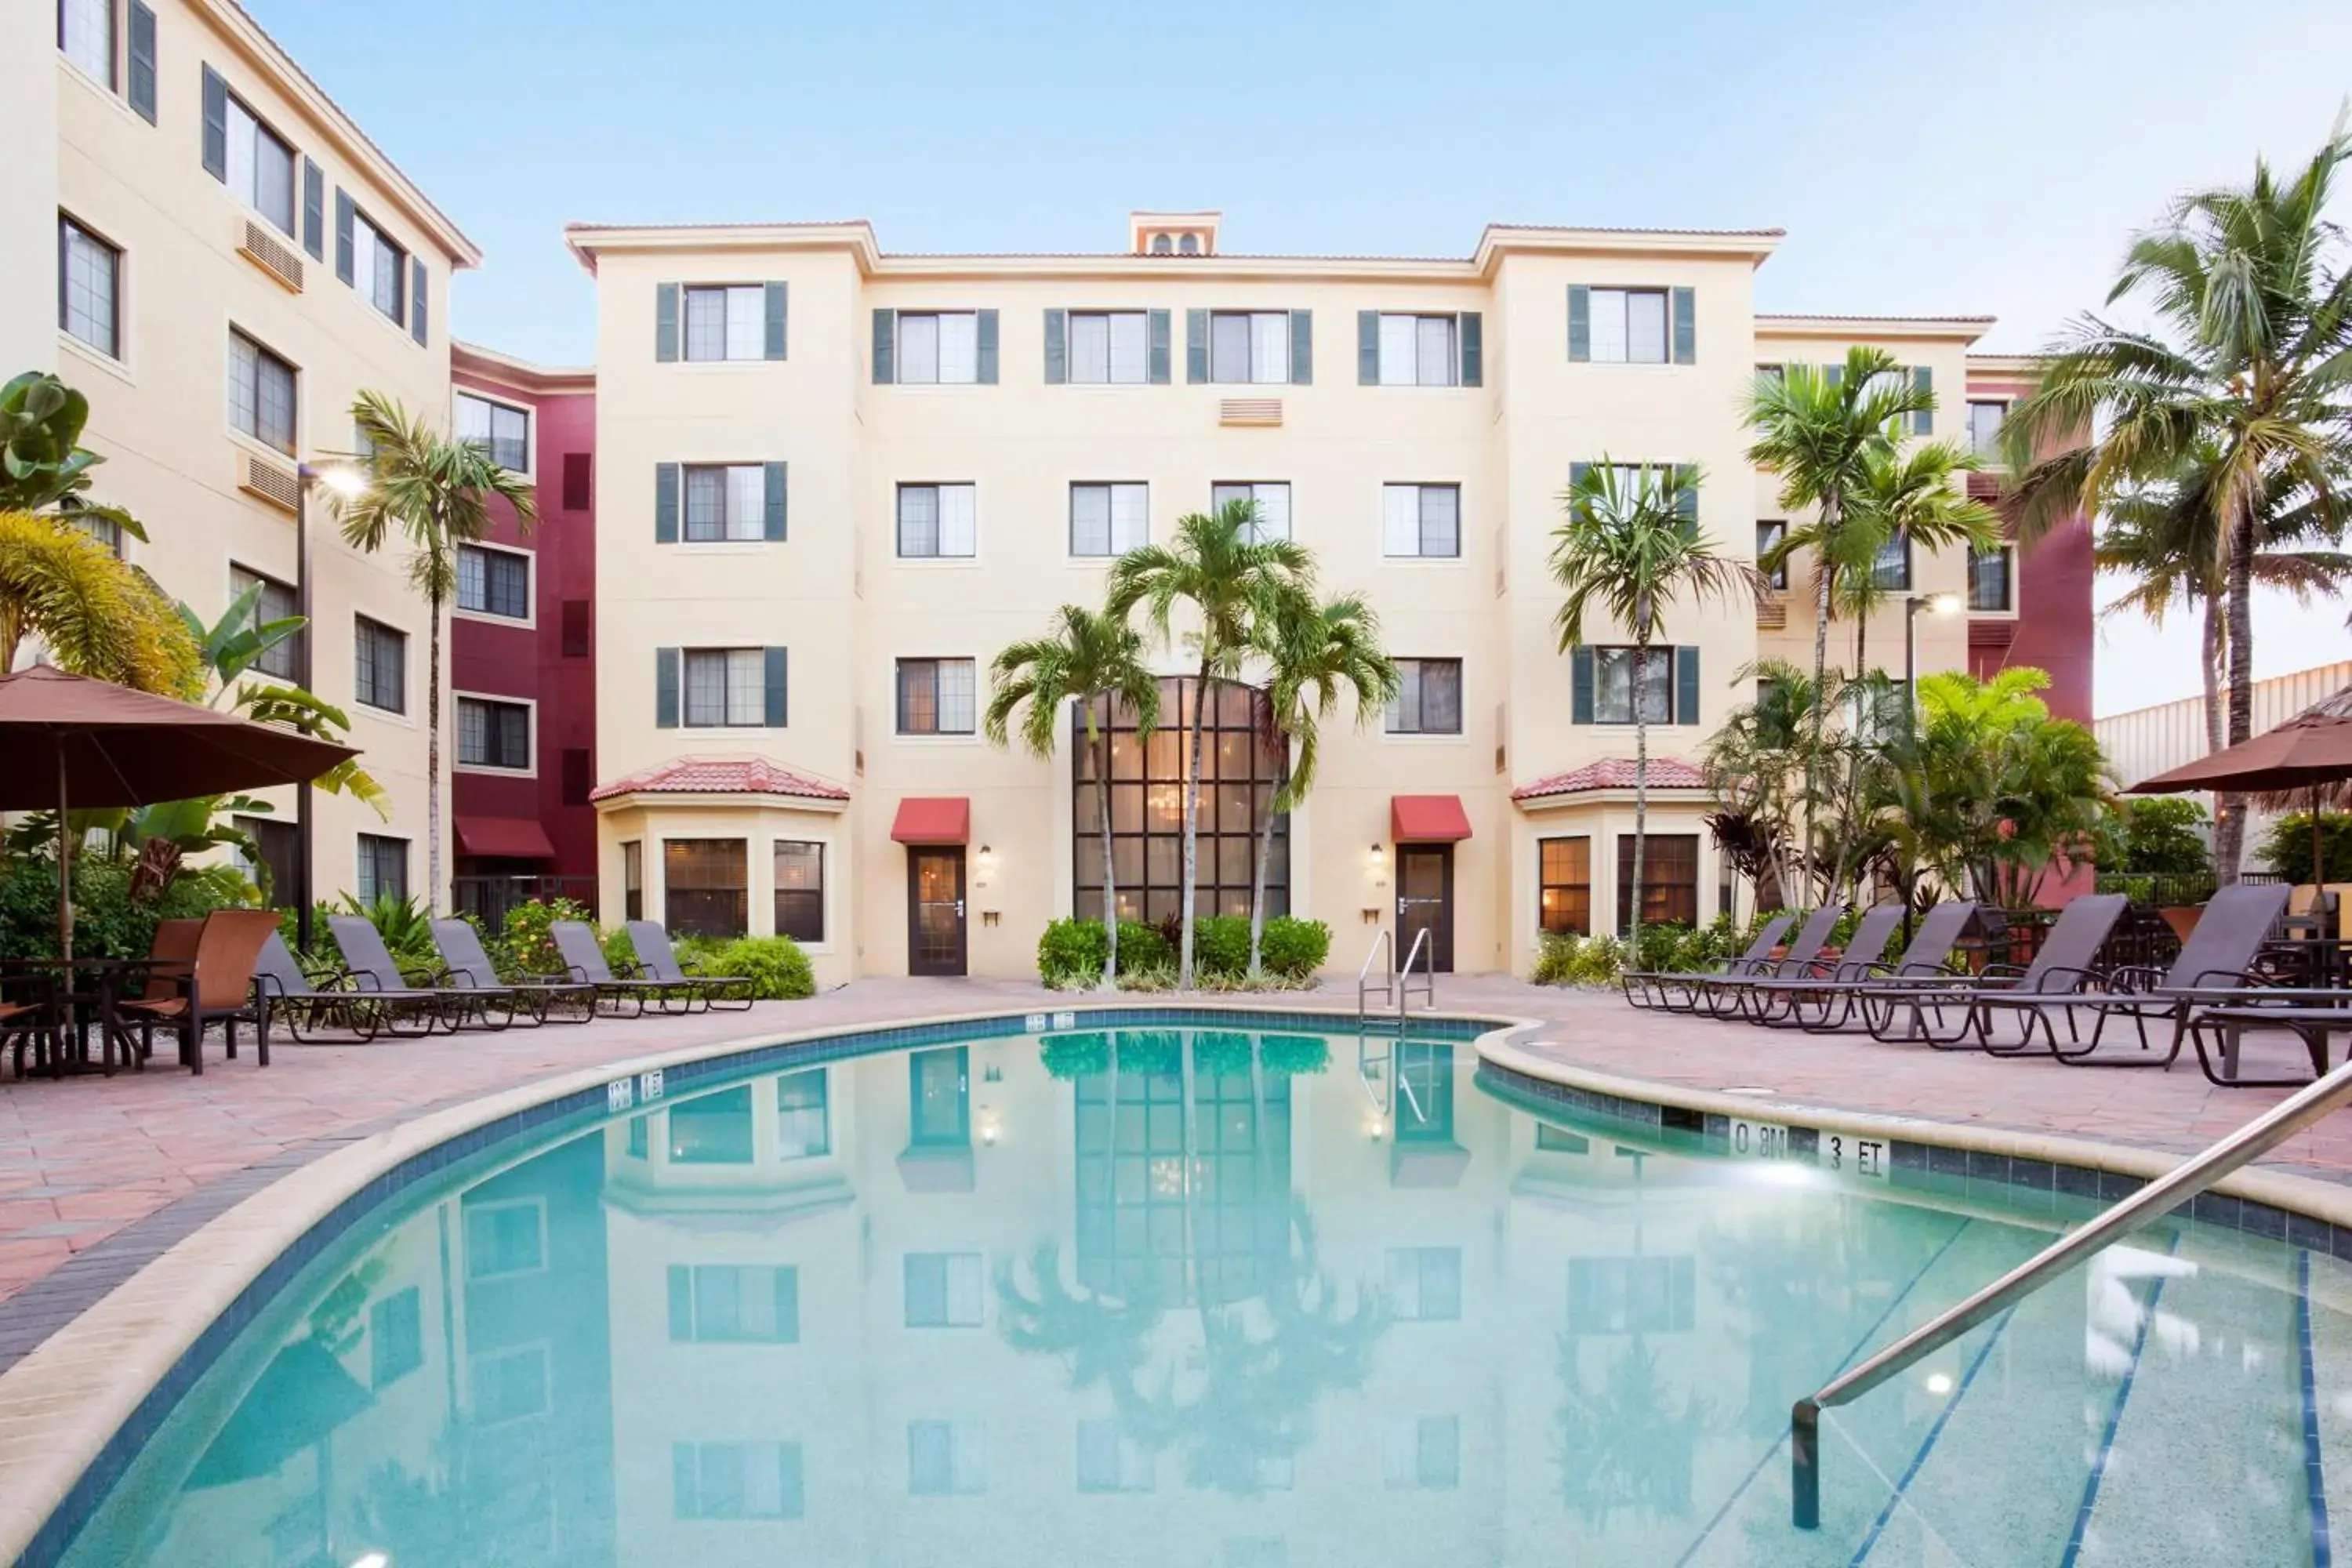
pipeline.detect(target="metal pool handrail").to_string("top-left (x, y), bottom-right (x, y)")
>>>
top-left (1792, 1050), bottom-right (2352, 1529)
top-left (1356, 927), bottom-right (1396, 1023)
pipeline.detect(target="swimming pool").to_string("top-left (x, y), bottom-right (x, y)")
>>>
top-left (34, 1015), bottom-right (2348, 1566)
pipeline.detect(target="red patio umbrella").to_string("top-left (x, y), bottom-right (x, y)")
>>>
top-left (2128, 686), bottom-right (2352, 886)
top-left (0, 665), bottom-right (358, 958)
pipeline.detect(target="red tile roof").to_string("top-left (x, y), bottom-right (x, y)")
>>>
top-left (589, 757), bottom-right (849, 804)
top-left (1512, 757), bottom-right (1709, 800)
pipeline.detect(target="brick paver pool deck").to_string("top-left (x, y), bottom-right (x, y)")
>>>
top-left (3, 972), bottom-right (2348, 1326)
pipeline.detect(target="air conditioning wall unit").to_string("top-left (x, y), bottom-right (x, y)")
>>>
top-left (237, 448), bottom-right (301, 514)
top-left (1218, 397), bottom-right (1281, 427)
top-left (236, 216), bottom-right (304, 292)
top-left (1755, 596), bottom-right (1788, 631)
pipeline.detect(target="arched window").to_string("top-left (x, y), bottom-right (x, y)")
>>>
top-left (1178, 233), bottom-right (1201, 255)
top-left (1150, 233), bottom-right (1172, 254)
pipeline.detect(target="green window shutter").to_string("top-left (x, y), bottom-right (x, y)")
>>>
top-left (763, 463), bottom-right (786, 541)
top-left (764, 282), bottom-right (788, 360)
top-left (1911, 365), bottom-right (1933, 434)
top-left (655, 283), bottom-right (679, 363)
top-left (1044, 309), bottom-right (1067, 383)
top-left (1459, 311), bottom-right (1483, 386)
top-left (1675, 647), bottom-right (1701, 726)
top-left (410, 259), bottom-right (428, 346)
top-left (1671, 287), bottom-right (1696, 365)
top-left (126, 2), bottom-right (157, 123)
top-left (1290, 309), bottom-right (1312, 384)
top-left (334, 191), bottom-right (354, 285)
top-left (666, 1265), bottom-right (692, 1339)
top-left (1674, 464), bottom-right (1697, 523)
top-left (1570, 646), bottom-right (1595, 724)
top-left (764, 648), bottom-right (788, 728)
top-left (870, 308), bottom-right (895, 383)
top-left (301, 159), bottom-right (325, 260)
top-left (1567, 285), bottom-right (1590, 361)
top-left (201, 67), bottom-right (227, 180)
top-left (1357, 310), bottom-right (1379, 384)
top-left (654, 463), bottom-right (679, 543)
top-left (1148, 309), bottom-right (1172, 384)
top-left (655, 648), bottom-right (681, 728)
top-left (1185, 310), bottom-right (1208, 383)
top-left (975, 310), bottom-right (998, 383)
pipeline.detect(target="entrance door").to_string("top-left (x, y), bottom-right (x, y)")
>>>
top-left (1396, 845), bottom-right (1454, 973)
top-left (907, 848), bottom-right (967, 976)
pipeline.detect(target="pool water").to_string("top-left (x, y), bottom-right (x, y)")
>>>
top-left (55, 1025), bottom-right (2348, 1566)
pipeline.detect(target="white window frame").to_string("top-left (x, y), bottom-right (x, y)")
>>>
top-left (681, 463), bottom-right (768, 543)
top-left (895, 311), bottom-right (981, 385)
top-left (456, 391), bottom-right (532, 476)
top-left (453, 690), bottom-right (536, 775)
top-left (1969, 398), bottom-right (2009, 460)
top-left (1208, 311), bottom-right (1291, 384)
top-left (351, 613), bottom-right (409, 717)
top-left (1591, 645), bottom-right (1678, 726)
top-left (58, 213), bottom-right (122, 362)
top-left (1210, 481), bottom-right (1290, 543)
top-left (1067, 310), bottom-right (1149, 385)
top-left (895, 658), bottom-right (978, 739)
top-left (1377, 314), bottom-right (1458, 387)
top-left (1069, 482), bottom-right (1149, 557)
top-left (1381, 483), bottom-right (1462, 560)
top-left (59, 0), bottom-right (116, 89)
top-left (681, 647), bottom-right (770, 729)
top-left (682, 284), bottom-right (765, 362)
top-left (227, 327), bottom-right (298, 456)
top-left (223, 90), bottom-right (297, 238)
top-left (895, 482), bottom-right (978, 560)
top-left (453, 540), bottom-right (534, 626)
top-left (1588, 288), bottom-right (1669, 365)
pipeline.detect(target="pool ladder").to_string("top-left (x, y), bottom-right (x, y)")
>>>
top-left (1791, 1050), bottom-right (2352, 1529)
top-left (1356, 925), bottom-right (1435, 1028)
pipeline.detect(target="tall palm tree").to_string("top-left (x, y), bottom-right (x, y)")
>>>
top-left (332, 391), bottom-right (537, 913)
top-left (2003, 115), bottom-right (2352, 879)
top-left (1830, 440), bottom-right (2003, 677)
top-left (1246, 591), bottom-right (1399, 976)
top-left (1551, 461), bottom-right (1760, 953)
top-left (0, 510), bottom-right (199, 695)
top-left (985, 604), bottom-right (1161, 983)
top-left (1746, 350), bottom-right (1936, 856)
top-left (1109, 500), bottom-right (1312, 988)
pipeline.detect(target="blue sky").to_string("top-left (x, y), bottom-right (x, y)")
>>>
top-left (244, 0), bottom-right (2352, 713)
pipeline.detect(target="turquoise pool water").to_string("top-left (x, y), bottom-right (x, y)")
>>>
top-left (51, 1024), bottom-right (2346, 1566)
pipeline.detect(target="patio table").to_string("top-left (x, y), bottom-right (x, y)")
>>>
top-left (0, 956), bottom-right (183, 1078)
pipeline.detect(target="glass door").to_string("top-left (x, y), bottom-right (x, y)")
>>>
top-left (907, 848), bottom-right (967, 975)
top-left (1396, 845), bottom-right (1454, 973)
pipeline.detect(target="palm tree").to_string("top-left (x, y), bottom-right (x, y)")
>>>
top-left (1108, 500), bottom-right (1312, 988)
top-left (2002, 115), bottom-right (2352, 879)
top-left (331, 391), bottom-right (537, 913)
top-left (0, 510), bottom-right (199, 694)
top-left (1550, 461), bottom-right (1760, 953)
top-left (1246, 591), bottom-right (1399, 975)
top-left (1831, 440), bottom-right (2004, 677)
top-left (1746, 350), bottom-right (1936, 856)
top-left (985, 604), bottom-right (1160, 983)
top-left (1701, 659), bottom-right (1828, 907)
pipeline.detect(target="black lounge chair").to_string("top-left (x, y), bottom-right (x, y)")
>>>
top-left (2042, 882), bottom-right (2294, 1070)
top-left (550, 920), bottom-right (699, 1015)
top-left (253, 932), bottom-right (383, 1043)
top-left (430, 920), bottom-right (596, 1026)
top-left (625, 920), bottom-right (757, 1011)
top-left (325, 916), bottom-right (480, 1035)
top-left (1621, 912), bottom-right (1798, 1011)
top-left (1860, 893), bottom-right (2130, 1050)
top-left (1762, 902), bottom-right (1981, 1033)
top-left (2183, 996), bottom-right (2352, 1087)
top-left (1731, 902), bottom-right (1909, 1025)
top-left (1687, 906), bottom-right (1851, 1018)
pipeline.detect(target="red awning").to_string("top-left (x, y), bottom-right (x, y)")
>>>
top-left (891, 797), bottom-right (971, 845)
top-left (1390, 795), bottom-right (1472, 843)
top-left (456, 815), bottom-right (556, 858)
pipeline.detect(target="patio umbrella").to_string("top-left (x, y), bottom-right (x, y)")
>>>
top-left (0, 664), bottom-right (358, 959)
top-left (2128, 685), bottom-right (2352, 886)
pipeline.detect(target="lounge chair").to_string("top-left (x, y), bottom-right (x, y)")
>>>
top-left (2042, 882), bottom-right (2294, 1070)
top-left (325, 916), bottom-right (478, 1035)
top-left (2183, 996), bottom-right (2352, 1087)
top-left (253, 932), bottom-right (382, 1043)
top-left (114, 909), bottom-right (281, 1073)
top-left (626, 920), bottom-right (757, 1012)
top-left (1763, 902), bottom-right (1981, 1033)
top-left (1859, 893), bottom-right (2130, 1050)
top-left (1686, 906), bottom-right (1852, 1018)
top-left (550, 920), bottom-right (699, 1015)
top-left (430, 920), bottom-right (597, 1025)
top-left (1731, 902), bottom-right (1909, 1025)
top-left (1621, 912), bottom-right (1798, 1011)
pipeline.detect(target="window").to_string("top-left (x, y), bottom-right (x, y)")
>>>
top-left (904, 1253), bottom-right (985, 1327)
top-left (668, 1083), bottom-right (753, 1163)
top-left (1069, 482), bottom-right (1149, 556)
top-left (1588, 288), bottom-right (1669, 364)
top-left (908, 1047), bottom-right (968, 1146)
top-left (1210, 481), bottom-right (1290, 543)
top-left (1592, 646), bottom-right (1674, 725)
top-left (456, 393), bottom-right (529, 470)
top-left (1872, 532), bottom-right (1912, 590)
top-left (354, 615), bottom-right (406, 713)
top-left (456, 696), bottom-right (530, 771)
top-left (1968, 399), bottom-right (2008, 459)
top-left (668, 1264), bottom-right (799, 1343)
top-left (227, 330), bottom-right (297, 453)
top-left (896, 312), bottom-right (980, 384)
top-left (684, 464), bottom-right (768, 543)
top-left (369, 1288), bottom-right (423, 1388)
top-left (1376, 313), bottom-right (1459, 387)
top-left (223, 92), bottom-right (297, 234)
top-left (897, 658), bottom-right (977, 735)
top-left (1386, 659), bottom-right (1462, 735)
top-left (683, 648), bottom-right (768, 727)
top-left (1756, 521), bottom-right (1788, 592)
top-left (1382, 1415), bottom-right (1461, 1490)
top-left (664, 839), bottom-right (747, 939)
top-left (235, 813), bottom-right (296, 903)
top-left (75, 514), bottom-right (125, 558)
top-left (58, 217), bottom-right (119, 359)
top-left (1073, 677), bottom-right (1288, 923)
top-left (355, 833), bottom-right (408, 905)
top-left (1615, 833), bottom-right (1699, 933)
top-left (1539, 837), bottom-right (1592, 937)
top-left (1076, 1419), bottom-right (1156, 1493)
top-left (673, 1441), bottom-right (804, 1520)
top-left (1568, 1255), bottom-right (1697, 1334)
top-left (622, 840), bottom-right (643, 923)
top-left (1385, 1247), bottom-right (1462, 1322)
top-left (463, 1197), bottom-right (541, 1279)
top-left (1068, 311), bottom-right (1149, 383)
top-left (897, 484), bottom-right (977, 558)
top-left (350, 209), bottom-right (405, 323)
top-left (470, 1345), bottom-right (549, 1425)
top-left (230, 565), bottom-right (298, 680)
top-left (684, 285), bottom-right (766, 361)
top-left (1150, 233), bottom-right (1173, 254)
top-left (456, 544), bottom-right (528, 620)
top-left (773, 841), bottom-right (825, 943)
top-left (909, 1421), bottom-right (987, 1496)
top-left (1209, 312), bottom-right (1290, 383)
top-left (1969, 545), bottom-right (2013, 612)
top-left (1382, 484), bottom-right (1461, 558)
top-left (60, 0), bottom-right (114, 85)
top-left (775, 1068), bottom-right (829, 1158)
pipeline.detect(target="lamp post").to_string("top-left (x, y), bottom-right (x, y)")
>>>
top-left (292, 462), bottom-right (367, 953)
top-left (1903, 592), bottom-right (1963, 714)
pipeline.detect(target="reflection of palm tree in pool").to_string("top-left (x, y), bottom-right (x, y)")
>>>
top-left (996, 1239), bottom-right (1167, 1392)
top-left (1554, 1334), bottom-right (1714, 1525)
top-left (357, 1416), bottom-right (552, 1567)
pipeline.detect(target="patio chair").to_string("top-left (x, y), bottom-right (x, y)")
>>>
top-left (1859, 893), bottom-right (2130, 1051)
top-left (2044, 881), bottom-right (2295, 1071)
top-left (1686, 906), bottom-right (1852, 1018)
top-left (1730, 902), bottom-right (1909, 1025)
top-left (325, 916), bottom-right (478, 1035)
top-left (112, 917), bottom-right (203, 1070)
top-left (1620, 912), bottom-right (1798, 1012)
top-left (430, 920), bottom-right (596, 1026)
top-left (114, 909), bottom-right (281, 1074)
top-left (625, 920), bottom-right (757, 1012)
top-left (0, 964), bottom-right (61, 1080)
top-left (252, 932), bottom-right (381, 1044)
top-left (550, 920), bottom-right (699, 1016)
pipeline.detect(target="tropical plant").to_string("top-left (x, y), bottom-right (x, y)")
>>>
top-left (2258, 811), bottom-right (2352, 885)
top-left (2002, 114), bottom-right (2352, 880)
top-left (502, 896), bottom-right (593, 975)
top-left (330, 390), bottom-right (538, 913)
top-left (985, 604), bottom-right (1160, 982)
top-left (1700, 661), bottom-right (1825, 908)
top-left (1828, 439), bottom-right (2002, 676)
top-left (1246, 591), bottom-right (1396, 973)
top-left (671, 934), bottom-right (815, 999)
top-left (1257, 917), bottom-right (1331, 982)
top-left (0, 371), bottom-right (141, 536)
top-left (0, 854), bottom-right (251, 961)
top-left (1108, 499), bottom-right (1312, 987)
top-left (2089, 796), bottom-right (2212, 877)
top-left (335, 889), bottom-right (438, 970)
top-left (1551, 460), bottom-right (1759, 951)
top-left (0, 510), bottom-right (199, 695)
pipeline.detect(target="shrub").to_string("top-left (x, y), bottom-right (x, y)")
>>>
top-left (1115, 960), bottom-right (1177, 993)
top-left (1531, 931), bottom-right (1625, 986)
top-left (1630, 920), bottom-right (1686, 975)
top-left (331, 891), bottom-right (439, 972)
top-left (0, 855), bottom-right (250, 962)
top-left (601, 924), bottom-right (638, 975)
top-left (2258, 812), bottom-right (2352, 885)
top-left (504, 897), bottom-right (595, 975)
top-left (1114, 919), bottom-right (1172, 971)
top-left (1258, 916), bottom-right (1331, 980)
top-left (1191, 915), bottom-right (1252, 978)
top-left (680, 935), bottom-right (815, 1000)
top-left (1037, 916), bottom-right (1107, 988)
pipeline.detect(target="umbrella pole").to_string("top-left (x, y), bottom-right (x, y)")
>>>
top-left (56, 748), bottom-right (71, 964)
top-left (2315, 784), bottom-right (2326, 891)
